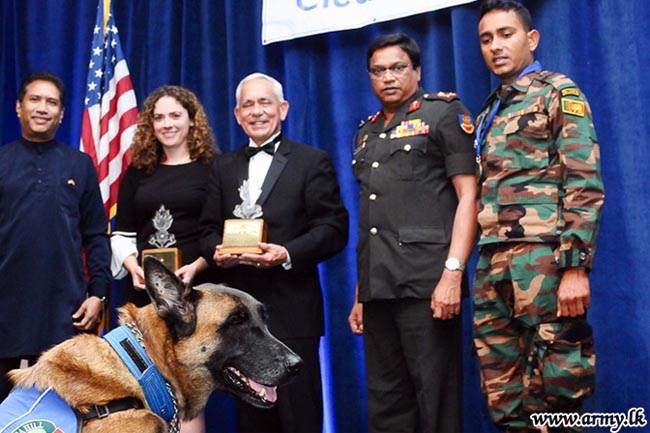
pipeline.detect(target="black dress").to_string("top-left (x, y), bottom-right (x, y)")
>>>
top-left (113, 160), bottom-right (218, 306)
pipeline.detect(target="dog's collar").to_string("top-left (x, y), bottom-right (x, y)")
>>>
top-left (103, 323), bottom-right (179, 432)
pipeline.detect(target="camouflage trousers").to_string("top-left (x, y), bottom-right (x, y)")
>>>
top-left (473, 243), bottom-right (595, 433)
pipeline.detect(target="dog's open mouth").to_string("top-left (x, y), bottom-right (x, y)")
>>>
top-left (224, 366), bottom-right (278, 405)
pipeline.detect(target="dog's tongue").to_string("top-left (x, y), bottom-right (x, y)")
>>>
top-left (248, 379), bottom-right (278, 403)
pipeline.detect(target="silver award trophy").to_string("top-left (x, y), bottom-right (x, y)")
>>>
top-left (221, 180), bottom-right (267, 254)
top-left (141, 205), bottom-right (182, 271)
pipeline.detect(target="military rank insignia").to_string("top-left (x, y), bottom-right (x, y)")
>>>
top-left (458, 114), bottom-right (474, 134)
top-left (506, 105), bottom-right (540, 119)
top-left (436, 91), bottom-right (457, 101)
top-left (390, 119), bottom-right (430, 139)
top-left (359, 112), bottom-right (380, 128)
top-left (561, 88), bottom-right (581, 97)
top-left (408, 100), bottom-right (421, 113)
top-left (355, 134), bottom-right (368, 153)
top-left (561, 98), bottom-right (585, 117)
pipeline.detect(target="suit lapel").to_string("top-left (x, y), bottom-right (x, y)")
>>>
top-left (235, 147), bottom-right (249, 189)
top-left (256, 138), bottom-right (290, 207)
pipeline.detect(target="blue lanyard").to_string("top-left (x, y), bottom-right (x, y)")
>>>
top-left (474, 62), bottom-right (542, 173)
top-left (474, 97), bottom-right (501, 165)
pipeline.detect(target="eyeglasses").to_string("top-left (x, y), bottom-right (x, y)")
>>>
top-left (368, 63), bottom-right (413, 78)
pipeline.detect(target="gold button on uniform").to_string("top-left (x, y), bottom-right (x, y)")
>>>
top-left (370, 227), bottom-right (378, 235)
top-left (371, 161), bottom-right (379, 168)
top-left (379, 133), bottom-right (386, 139)
top-left (369, 194), bottom-right (377, 201)
top-left (404, 144), bottom-right (411, 151)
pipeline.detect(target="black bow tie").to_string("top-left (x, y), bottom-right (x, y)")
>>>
top-left (246, 141), bottom-right (276, 158)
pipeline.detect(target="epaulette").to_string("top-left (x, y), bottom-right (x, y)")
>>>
top-left (537, 71), bottom-right (580, 93)
top-left (359, 111), bottom-right (380, 128)
top-left (423, 91), bottom-right (459, 103)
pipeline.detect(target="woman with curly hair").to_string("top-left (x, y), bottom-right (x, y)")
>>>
top-left (111, 84), bottom-right (219, 302)
top-left (110, 86), bottom-right (219, 432)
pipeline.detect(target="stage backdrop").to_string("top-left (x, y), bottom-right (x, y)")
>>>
top-left (1, 1), bottom-right (648, 432)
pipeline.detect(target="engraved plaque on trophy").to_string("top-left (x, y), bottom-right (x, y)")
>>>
top-left (220, 180), bottom-right (268, 255)
top-left (141, 205), bottom-right (182, 271)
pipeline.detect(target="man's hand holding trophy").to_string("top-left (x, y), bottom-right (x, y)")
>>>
top-left (220, 179), bottom-right (268, 254)
top-left (215, 180), bottom-right (290, 270)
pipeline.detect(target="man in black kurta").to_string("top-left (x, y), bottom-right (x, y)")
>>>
top-left (0, 72), bottom-right (110, 400)
top-left (348, 34), bottom-right (477, 433)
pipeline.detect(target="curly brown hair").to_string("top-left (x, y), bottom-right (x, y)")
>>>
top-left (130, 85), bottom-right (219, 174)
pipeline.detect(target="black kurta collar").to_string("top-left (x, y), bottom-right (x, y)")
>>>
top-left (19, 137), bottom-right (57, 154)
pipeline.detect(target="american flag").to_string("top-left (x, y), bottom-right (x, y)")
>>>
top-left (80, 0), bottom-right (137, 222)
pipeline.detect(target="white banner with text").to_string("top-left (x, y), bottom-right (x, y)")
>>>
top-left (262, 0), bottom-right (477, 45)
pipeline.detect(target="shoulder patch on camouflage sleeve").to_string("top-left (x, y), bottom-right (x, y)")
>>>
top-left (539, 71), bottom-right (587, 117)
top-left (561, 98), bottom-right (585, 117)
top-left (424, 91), bottom-right (459, 103)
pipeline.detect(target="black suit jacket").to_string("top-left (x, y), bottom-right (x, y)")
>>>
top-left (200, 137), bottom-right (348, 339)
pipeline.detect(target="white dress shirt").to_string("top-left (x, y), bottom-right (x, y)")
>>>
top-left (247, 131), bottom-right (281, 202)
top-left (246, 131), bottom-right (291, 269)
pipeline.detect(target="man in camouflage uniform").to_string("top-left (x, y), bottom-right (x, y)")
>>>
top-left (348, 33), bottom-right (477, 432)
top-left (473, 1), bottom-right (605, 432)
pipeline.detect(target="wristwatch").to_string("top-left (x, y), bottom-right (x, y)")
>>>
top-left (444, 257), bottom-right (466, 272)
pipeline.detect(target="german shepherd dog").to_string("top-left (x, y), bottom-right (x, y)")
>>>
top-left (1, 256), bottom-right (302, 433)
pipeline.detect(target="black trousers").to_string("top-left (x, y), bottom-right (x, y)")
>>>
top-left (0, 356), bottom-right (38, 401)
top-left (236, 337), bottom-right (323, 433)
top-left (363, 298), bottom-right (463, 433)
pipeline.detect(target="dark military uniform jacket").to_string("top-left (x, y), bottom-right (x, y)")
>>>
top-left (476, 66), bottom-right (605, 270)
top-left (353, 88), bottom-right (475, 302)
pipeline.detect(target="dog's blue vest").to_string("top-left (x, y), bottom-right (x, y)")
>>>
top-left (0, 324), bottom-right (177, 433)
top-left (0, 386), bottom-right (80, 433)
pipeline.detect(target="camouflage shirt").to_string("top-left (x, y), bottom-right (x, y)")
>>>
top-left (477, 68), bottom-right (604, 270)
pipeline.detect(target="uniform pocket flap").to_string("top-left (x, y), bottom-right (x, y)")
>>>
top-left (504, 109), bottom-right (549, 139)
top-left (398, 227), bottom-right (449, 244)
top-left (389, 139), bottom-right (427, 155)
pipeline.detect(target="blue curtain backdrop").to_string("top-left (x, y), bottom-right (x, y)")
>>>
top-left (1, 0), bottom-right (649, 432)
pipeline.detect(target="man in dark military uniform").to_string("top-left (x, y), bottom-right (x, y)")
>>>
top-left (473, 1), bottom-right (605, 432)
top-left (347, 33), bottom-right (477, 433)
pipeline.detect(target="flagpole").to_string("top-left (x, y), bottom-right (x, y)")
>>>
top-left (103, 0), bottom-right (110, 35)
top-left (81, 0), bottom-right (138, 334)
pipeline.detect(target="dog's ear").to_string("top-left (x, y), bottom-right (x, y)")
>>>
top-left (143, 256), bottom-right (197, 339)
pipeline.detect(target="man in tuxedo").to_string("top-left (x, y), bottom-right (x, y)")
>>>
top-left (200, 72), bottom-right (348, 433)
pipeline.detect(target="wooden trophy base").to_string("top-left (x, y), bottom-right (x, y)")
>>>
top-left (220, 218), bottom-right (268, 254)
top-left (141, 247), bottom-right (182, 272)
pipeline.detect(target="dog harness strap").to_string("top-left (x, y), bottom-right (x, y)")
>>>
top-left (79, 397), bottom-right (144, 421)
top-left (103, 325), bottom-right (176, 423)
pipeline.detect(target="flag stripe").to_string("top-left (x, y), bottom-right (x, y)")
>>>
top-left (81, 109), bottom-right (99, 167)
